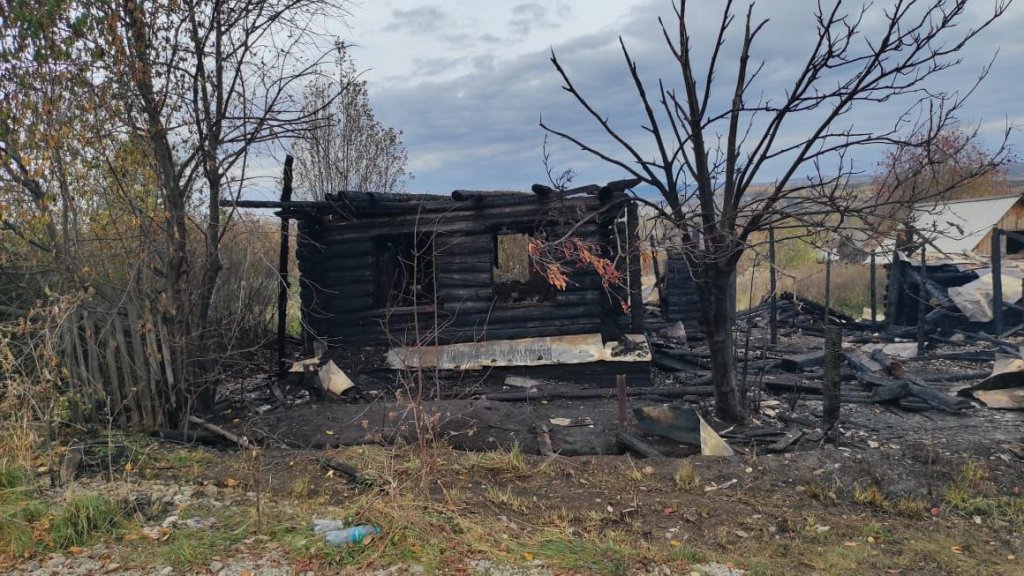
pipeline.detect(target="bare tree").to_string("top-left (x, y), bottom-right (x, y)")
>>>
top-left (294, 44), bottom-right (409, 198)
top-left (542, 0), bottom-right (1012, 421)
top-left (107, 0), bottom-right (349, 414)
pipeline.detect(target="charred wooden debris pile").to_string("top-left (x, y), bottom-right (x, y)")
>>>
top-left (635, 290), bottom-right (1024, 456)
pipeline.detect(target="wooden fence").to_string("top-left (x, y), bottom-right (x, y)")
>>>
top-left (58, 300), bottom-right (182, 430)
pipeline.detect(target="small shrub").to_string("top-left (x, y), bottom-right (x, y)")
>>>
top-left (853, 484), bottom-right (889, 510)
top-left (674, 461), bottom-right (701, 491)
top-left (894, 497), bottom-right (929, 518)
top-left (957, 460), bottom-right (990, 491)
top-left (803, 481), bottom-right (838, 505)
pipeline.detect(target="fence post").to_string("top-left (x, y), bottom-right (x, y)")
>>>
top-left (917, 242), bottom-right (927, 356)
top-left (870, 251), bottom-right (877, 324)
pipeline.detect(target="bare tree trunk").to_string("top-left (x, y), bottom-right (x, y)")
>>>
top-left (194, 168), bottom-right (223, 414)
top-left (702, 266), bottom-right (744, 422)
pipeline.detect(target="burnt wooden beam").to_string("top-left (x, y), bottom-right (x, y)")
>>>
top-left (481, 382), bottom-right (712, 402)
top-left (617, 432), bottom-right (664, 458)
top-left (451, 190), bottom-right (531, 201)
top-left (276, 155), bottom-right (294, 373)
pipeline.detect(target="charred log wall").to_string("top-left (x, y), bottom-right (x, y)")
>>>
top-left (664, 256), bottom-right (701, 329)
top-left (295, 195), bottom-right (632, 348)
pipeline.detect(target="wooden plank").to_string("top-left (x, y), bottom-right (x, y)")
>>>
top-left (111, 314), bottom-right (142, 430)
top-left (779, 351), bottom-right (825, 372)
top-left (125, 303), bottom-right (153, 428)
top-left (766, 429), bottom-right (805, 453)
top-left (482, 384), bottom-right (712, 402)
top-left (102, 323), bottom-right (126, 429)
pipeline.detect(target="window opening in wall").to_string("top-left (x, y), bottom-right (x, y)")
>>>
top-left (374, 233), bottom-right (435, 308)
top-left (494, 231), bottom-right (553, 304)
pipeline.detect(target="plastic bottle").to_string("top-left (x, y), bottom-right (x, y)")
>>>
top-left (323, 525), bottom-right (380, 546)
top-left (313, 519), bottom-right (347, 534)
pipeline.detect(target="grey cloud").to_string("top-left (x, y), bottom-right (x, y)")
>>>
top-left (439, 32), bottom-right (505, 48)
top-left (369, 0), bottom-right (1024, 193)
top-left (383, 5), bottom-right (509, 48)
top-left (509, 3), bottom-right (559, 36)
top-left (383, 6), bottom-right (449, 35)
top-left (410, 56), bottom-right (468, 77)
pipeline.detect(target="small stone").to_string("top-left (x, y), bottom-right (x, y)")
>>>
top-left (159, 566), bottom-right (174, 575)
top-left (209, 560), bottom-right (224, 573)
top-left (104, 563), bottom-right (121, 573)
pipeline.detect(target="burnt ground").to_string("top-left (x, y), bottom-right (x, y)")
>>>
top-left (232, 326), bottom-right (1024, 468)
top-left (6, 326), bottom-right (1024, 574)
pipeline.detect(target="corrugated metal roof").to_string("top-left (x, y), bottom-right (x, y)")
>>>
top-left (870, 194), bottom-right (1023, 262)
top-left (914, 194), bottom-right (1022, 255)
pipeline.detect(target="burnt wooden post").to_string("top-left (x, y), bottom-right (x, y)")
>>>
top-left (869, 251), bottom-right (877, 324)
top-left (824, 249), bottom-right (832, 323)
top-left (885, 226), bottom-right (911, 332)
top-left (992, 229), bottom-right (1004, 336)
top-left (917, 241), bottom-right (927, 356)
top-left (822, 324), bottom-right (842, 442)
top-left (626, 202), bottom-right (644, 332)
top-left (768, 226), bottom-right (778, 345)
top-left (276, 155), bottom-right (295, 372)
top-left (616, 374), bottom-right (628, 430)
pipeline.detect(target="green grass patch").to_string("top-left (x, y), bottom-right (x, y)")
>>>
top-left (525, 532), bottom-right (637, 575)
top-left (50, 494), bottom-right (123, 548)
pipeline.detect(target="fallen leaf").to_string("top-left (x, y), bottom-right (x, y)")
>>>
top-left (224, 478), bottom-right (239, 487)
top-left (951, 546), bottom-right (963, 554)
top-left (522, 552), bottom-right (534, 561)
top-left (325, 430), bottom-right (334, 435)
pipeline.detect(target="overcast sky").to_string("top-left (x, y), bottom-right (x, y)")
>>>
top-left (309, 0), bottom-right (1024, 194)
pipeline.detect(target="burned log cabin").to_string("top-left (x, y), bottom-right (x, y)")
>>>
top-left (234, 179), bottom-right (653, 385)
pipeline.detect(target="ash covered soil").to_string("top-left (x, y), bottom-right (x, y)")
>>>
top-left (5, 329), bottom-right (1024, 575)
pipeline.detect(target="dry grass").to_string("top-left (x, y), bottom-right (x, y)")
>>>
top-left (673, 461), bottom-right (701, 491)
top-left (737, 234), bottom-right (884, 316)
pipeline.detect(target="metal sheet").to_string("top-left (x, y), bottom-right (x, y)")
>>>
top-left (386, 333), bottom-right (651, 370)
top-left (972, 389), bottom-right (1024, 410)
